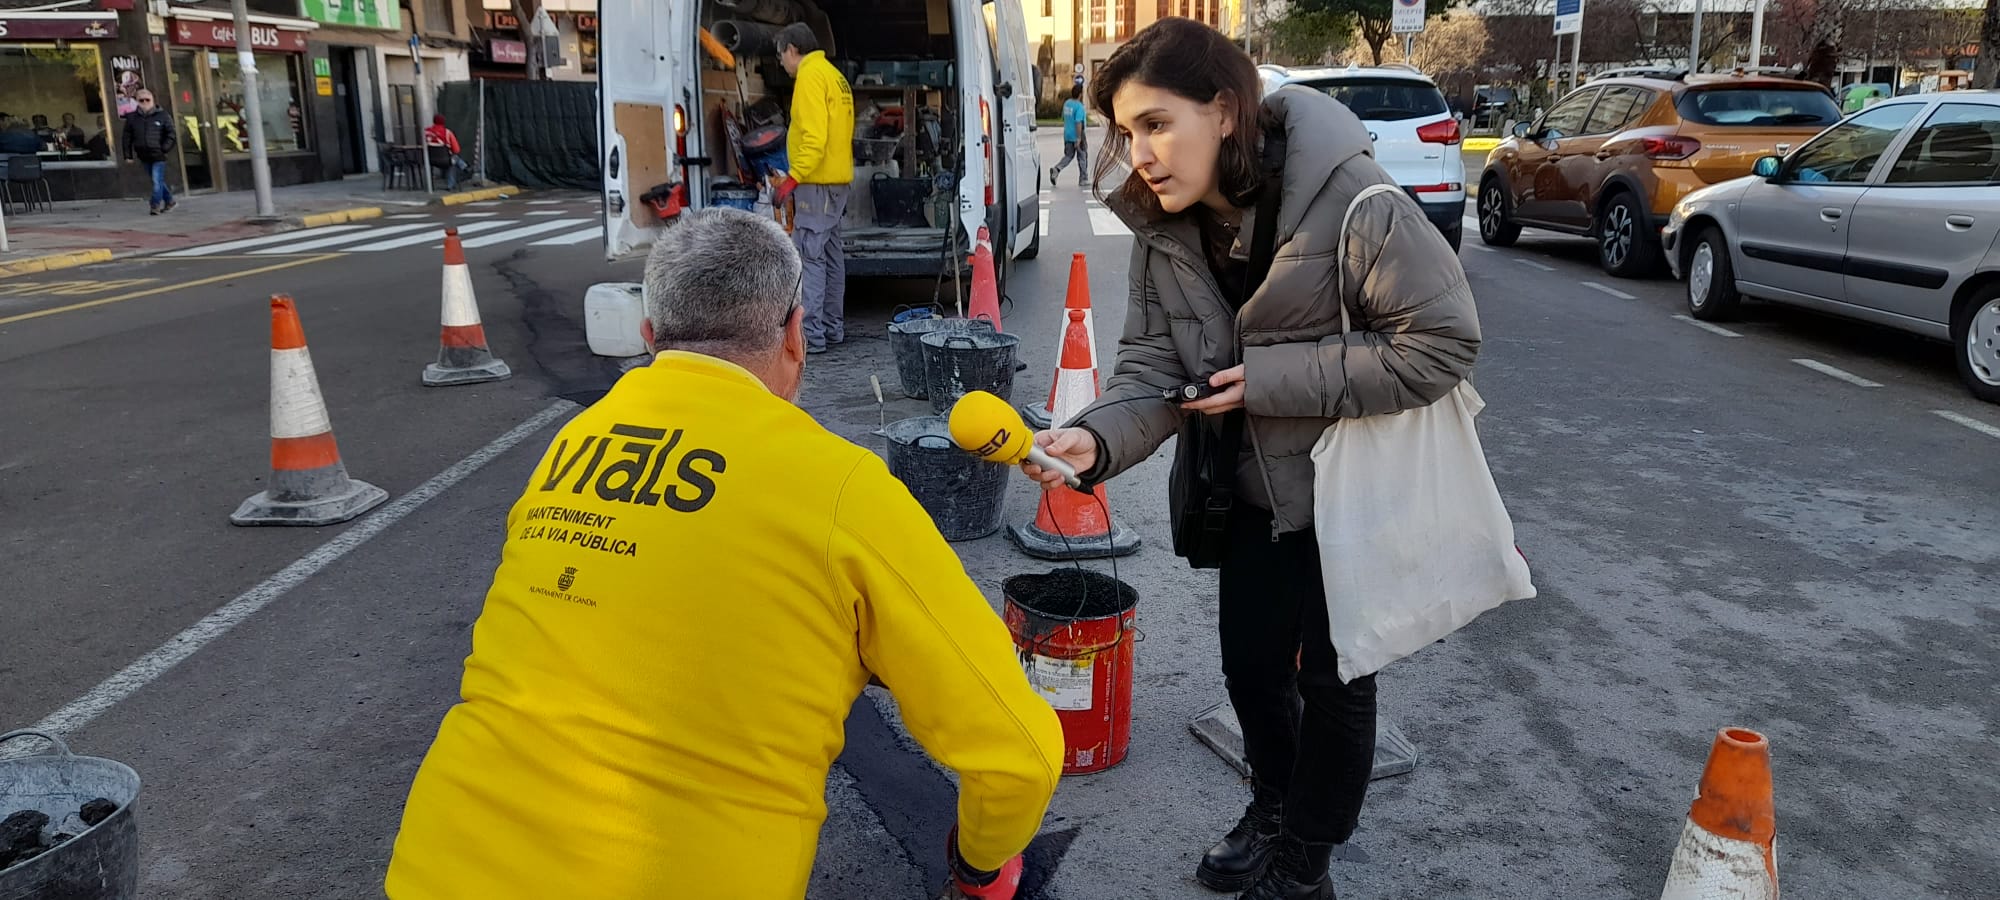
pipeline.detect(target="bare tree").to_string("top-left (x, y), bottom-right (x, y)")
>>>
top-left (1379, 11), bottom-right (1493, 76)
top-left (1982, 0), bottom-right (2000, 87)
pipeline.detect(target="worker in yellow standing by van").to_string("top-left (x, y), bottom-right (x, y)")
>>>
top-left (384, 209), bottom-right (1063, 900)
top-left (773, 21), bottom-right (855, 355)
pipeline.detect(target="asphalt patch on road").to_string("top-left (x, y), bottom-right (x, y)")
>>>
top-left (491, 250), bottom-right (626, 406)
top-left (837, 696), bottom-right (1076, 898)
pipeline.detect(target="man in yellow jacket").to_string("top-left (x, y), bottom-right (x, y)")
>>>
top-left (774, 22), bottom-right (854, 355)
top-left (385, 208), bottom-right (1063, 899)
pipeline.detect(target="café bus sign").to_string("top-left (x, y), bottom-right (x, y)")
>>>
top-left (172, 17), bottom-right (309, 52)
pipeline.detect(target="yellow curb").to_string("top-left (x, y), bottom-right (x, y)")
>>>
top-left (1462, 138), bottom-right (1501, 152)
top-left (439, 185), bottom-right (522, 206)
top-left (0, 248), bottom-right (114, 279)
top-left (298, 206), bottom-right (384, 228)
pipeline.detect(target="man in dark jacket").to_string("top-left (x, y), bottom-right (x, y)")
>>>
top-left (121, 91), bottom-right (177, 214)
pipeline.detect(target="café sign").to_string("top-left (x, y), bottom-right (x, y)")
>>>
top-left (172, 17), bottom-right (309, 52)
top-left (0, 12), bottom-right (120, 40)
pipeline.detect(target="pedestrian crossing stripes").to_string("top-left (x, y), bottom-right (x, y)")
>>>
top-left (1086, 208), bottom-right (1131, 237)
top-left (159, 217), bottom-right (603, 257)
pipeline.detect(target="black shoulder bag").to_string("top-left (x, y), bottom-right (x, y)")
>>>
top-left (1168, 165), bottom-right (1284, 569)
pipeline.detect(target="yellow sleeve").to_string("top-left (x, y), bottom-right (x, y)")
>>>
top-left (828, 454), bottom-right (1064, 871)
top-left (789, 63), bottom-right (830, 181)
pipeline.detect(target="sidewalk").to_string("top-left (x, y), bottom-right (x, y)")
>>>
top-left (0, 175), bottom-right (522, 276)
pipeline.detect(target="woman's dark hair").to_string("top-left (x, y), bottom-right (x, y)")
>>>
top-left (1088, 17), bottom-right (1269, 212)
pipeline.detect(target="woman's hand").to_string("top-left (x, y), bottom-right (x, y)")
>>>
top-left (1022, 428), bottom-right (1099, 490)
top-left (1181, 365), bottom-right (1246, 415)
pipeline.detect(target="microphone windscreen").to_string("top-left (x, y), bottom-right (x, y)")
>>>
top-left (946, 390), bottom-right (1032, 466)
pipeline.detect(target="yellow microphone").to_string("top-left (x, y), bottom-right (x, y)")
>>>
top-left (947, 390), bottom-right (1082, 489)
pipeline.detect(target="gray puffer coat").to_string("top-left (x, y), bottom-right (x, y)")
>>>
top-left (1071, 85), bottom-right (1482, 536)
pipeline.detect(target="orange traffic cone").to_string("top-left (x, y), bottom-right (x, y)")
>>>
top-left (232, 295), bottom-right (389, 527)
top-left (967, 225), bottom-right (1003, 331)
top-left (1660, 728), bottom-right (1778, 900)
top-left (423, 227), bottom-right (512, 386)
top-left (1009, 309), bottom-right (1139, 560)
top-left (1024, 252), bottom-right (1099, 429)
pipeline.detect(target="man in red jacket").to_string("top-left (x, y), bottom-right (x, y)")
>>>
top-left (423, 114), bottom-right (466, 189)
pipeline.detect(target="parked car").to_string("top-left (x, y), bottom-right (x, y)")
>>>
top-left (1260, 63), bottom-right (1466, 249)
top-left (1664, 92), bottom-right (2000, 403)
top-left (1477, 71), bottom-right (1842, 277)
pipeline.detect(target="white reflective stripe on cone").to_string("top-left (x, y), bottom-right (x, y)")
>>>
top-left (1659, 819), bottom-right (1778, 900)
top-left (440, 266), bottom-right (483, 328)
top-left (270, 347), bottom-right (334, 440)
top-left (1051, 369), bottom-right (1098, 423)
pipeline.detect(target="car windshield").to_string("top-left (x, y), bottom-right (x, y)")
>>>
top-left (1298, 78), bottom-right (1447, 122)
top-left (1676, 88), bottom-right (1841, 127)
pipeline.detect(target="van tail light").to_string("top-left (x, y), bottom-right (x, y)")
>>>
top-left (1416, 119), bottom-right (1461, 145)
top-left (980, 97), bottom-right (994, 207)
top-left (1643, 136), bottom-right (1702, 160)
top-left (673, 103), bottom-right (688, 159)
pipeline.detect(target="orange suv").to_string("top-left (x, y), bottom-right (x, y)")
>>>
top-left (1477, 69), bottom-right (1842, 277)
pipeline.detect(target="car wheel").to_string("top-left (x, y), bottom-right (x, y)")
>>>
top-left (1951, 285), bottom-right (2000, 404)
top-left (1686, 226), bottom-right (1740, 321)
top-left (1478, 178), bottom-right (1520, 247)
top-left (1598, 192), bottom-right (1662, 278)
top-left (1442, 221), bottom-right (1463, 252)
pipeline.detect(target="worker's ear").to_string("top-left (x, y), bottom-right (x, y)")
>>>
top-left (639, 318), bottom-right (656, 356)
top-left (782, 306), bottom-right (806, 363)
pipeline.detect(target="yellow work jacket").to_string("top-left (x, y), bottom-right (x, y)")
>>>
top-left (788, 50), bottom-right (855, 185)
top-left (385, 353), bottom-right (1063, 898)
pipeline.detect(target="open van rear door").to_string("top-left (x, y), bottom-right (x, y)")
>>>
top-left (598, 0), bottom-right (697, 260)
top-left (953, 0), bottom-right (995, 248)
top-left (984, 0), bottom-right (1040, 258)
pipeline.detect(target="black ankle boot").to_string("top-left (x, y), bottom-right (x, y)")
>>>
top-left (1195, 787), bottom-right (1283, 891)
top-left (1236, 834), bottom-right (1335, 900)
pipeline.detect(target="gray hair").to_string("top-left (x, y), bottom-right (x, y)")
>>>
top-left (775, 22), bottom-right (819, 55)
top-left (643, 208), bottom-right (801, 361)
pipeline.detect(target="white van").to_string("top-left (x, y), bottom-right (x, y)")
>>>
top-left (597, 0), bottom-right (1043, 283)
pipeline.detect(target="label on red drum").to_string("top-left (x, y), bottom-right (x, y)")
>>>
top-left (1026, 655), bottom-right (1094, 710)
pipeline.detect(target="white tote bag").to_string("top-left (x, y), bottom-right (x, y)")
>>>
top-left (1310, 184), bottom-right (1536, 683)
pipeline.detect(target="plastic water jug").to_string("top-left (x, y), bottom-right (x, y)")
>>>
top-left (584, 282), bottom-right (648, 358)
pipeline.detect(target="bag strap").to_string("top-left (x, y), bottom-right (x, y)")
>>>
top-left (1211, 138), bottom-right (1288, 498)
top-left (1334, 183), bottom-right (1406, 335)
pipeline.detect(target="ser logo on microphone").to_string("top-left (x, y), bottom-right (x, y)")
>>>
top-left (972, 428), bottom-right (1010, 460)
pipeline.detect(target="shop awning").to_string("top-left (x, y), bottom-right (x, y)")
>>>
top-left (169, 7), bottom-right (317, 53)
top-left (0, 10), bottom-right (119, 39)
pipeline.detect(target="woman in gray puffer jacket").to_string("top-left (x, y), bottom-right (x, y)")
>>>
top-left (1018, 18), bottom-right (1481, 900)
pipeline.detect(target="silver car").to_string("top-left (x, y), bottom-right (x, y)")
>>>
top-left (1662, 91), bottom-right (2000, 403)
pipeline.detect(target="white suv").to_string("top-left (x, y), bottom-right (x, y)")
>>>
top-left (1259, 63), bottom-right (1467, 249)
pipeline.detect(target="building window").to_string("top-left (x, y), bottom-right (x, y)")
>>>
top-left (1118, 0), bottom-right (1135, 39)
top-left (1045, 0), bottom-right (1054, 18)
top-left (212, 52), bottom-right (310, 154)
top-left (1091, 0), bottom-right (1106, 41)
top-left (0, 45), bottom-right (114, 163)
top-left (422, 0), bottom-right (454, 33)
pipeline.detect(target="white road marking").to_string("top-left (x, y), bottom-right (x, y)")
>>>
top-left (386, 213), bottom-right (426, 220)
top-left (528, 225), bottom-right (605, 246)
top-left (1934, 409), bottom-right (2000, 440)
top-left (1040, 209), bottom-right (1050, 236)
top-left (1582, 281), bottom-right (1638, 300)
top-left (526, 210), bottom-right (564, 216)
top-left (341, 219), bottom-right (514, 251)
top-left (17, 402), bottom-right (577, 745)
top-left (252, 222), bottom-right (437, 253)
top-left (458, 218), bottom-right (593, 248)
top-left (457, 211), bottom-right (499, 218)
top-left (1673, 315), bottom-right (1742, 338)
top-left (159, 224), bottom-right (369, 257)
top-left (526, 199), bottom-right (561, 205)
top-left (1516, 258), bottom-right (1556, 272)
top-left (1463, 215), bottom-right (1481, 229)
top-left (468, 201), bottom-right (503, 207)
top-left (1087, 208), bottom-right (1130, 237)
top-left (1791, 358), bottom-right (1882, 388)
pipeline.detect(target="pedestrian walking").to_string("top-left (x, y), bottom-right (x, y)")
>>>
top-left (772, 21), bottom-right (854, 354)
top-left (120, 91), bottom-right (177, 215)
top-left (1049, 85), bottom-right (1092, 188)
top-left (385, 208), bottom-right (1062, 900)
top-left (1017, 18), bottom-right (1480, 900)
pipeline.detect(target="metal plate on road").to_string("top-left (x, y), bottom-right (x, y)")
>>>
top-left (1190, 701), bottom-right (1418, 781)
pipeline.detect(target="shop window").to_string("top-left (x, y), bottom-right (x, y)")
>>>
top-left (0, 45), bottom-right (114, 163)
top-left (212, 52), bottom-right (310, 154)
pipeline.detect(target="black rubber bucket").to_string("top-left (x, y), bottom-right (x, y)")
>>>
top-left (921, 328), bottom-right (1020, 415)
top-left (0, 730), bottom-right (139, 900)
top-left (886, 317), bottom-right (993, 399)
top-left (882, 415), bottom-right (1007, 541)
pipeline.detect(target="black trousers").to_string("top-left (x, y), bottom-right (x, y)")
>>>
top-left (1218, 505), bottom-right (1378, 844)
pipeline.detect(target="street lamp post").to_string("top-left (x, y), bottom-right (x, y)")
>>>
top-left (231, 0), bottom-right (277, 219)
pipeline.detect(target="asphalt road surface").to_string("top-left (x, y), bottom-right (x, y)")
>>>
top-left (2, 129), bottom-right (1995, 899)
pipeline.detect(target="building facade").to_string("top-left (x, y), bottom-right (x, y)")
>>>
top-left (1026, 0), bottom-right (1243, 112)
